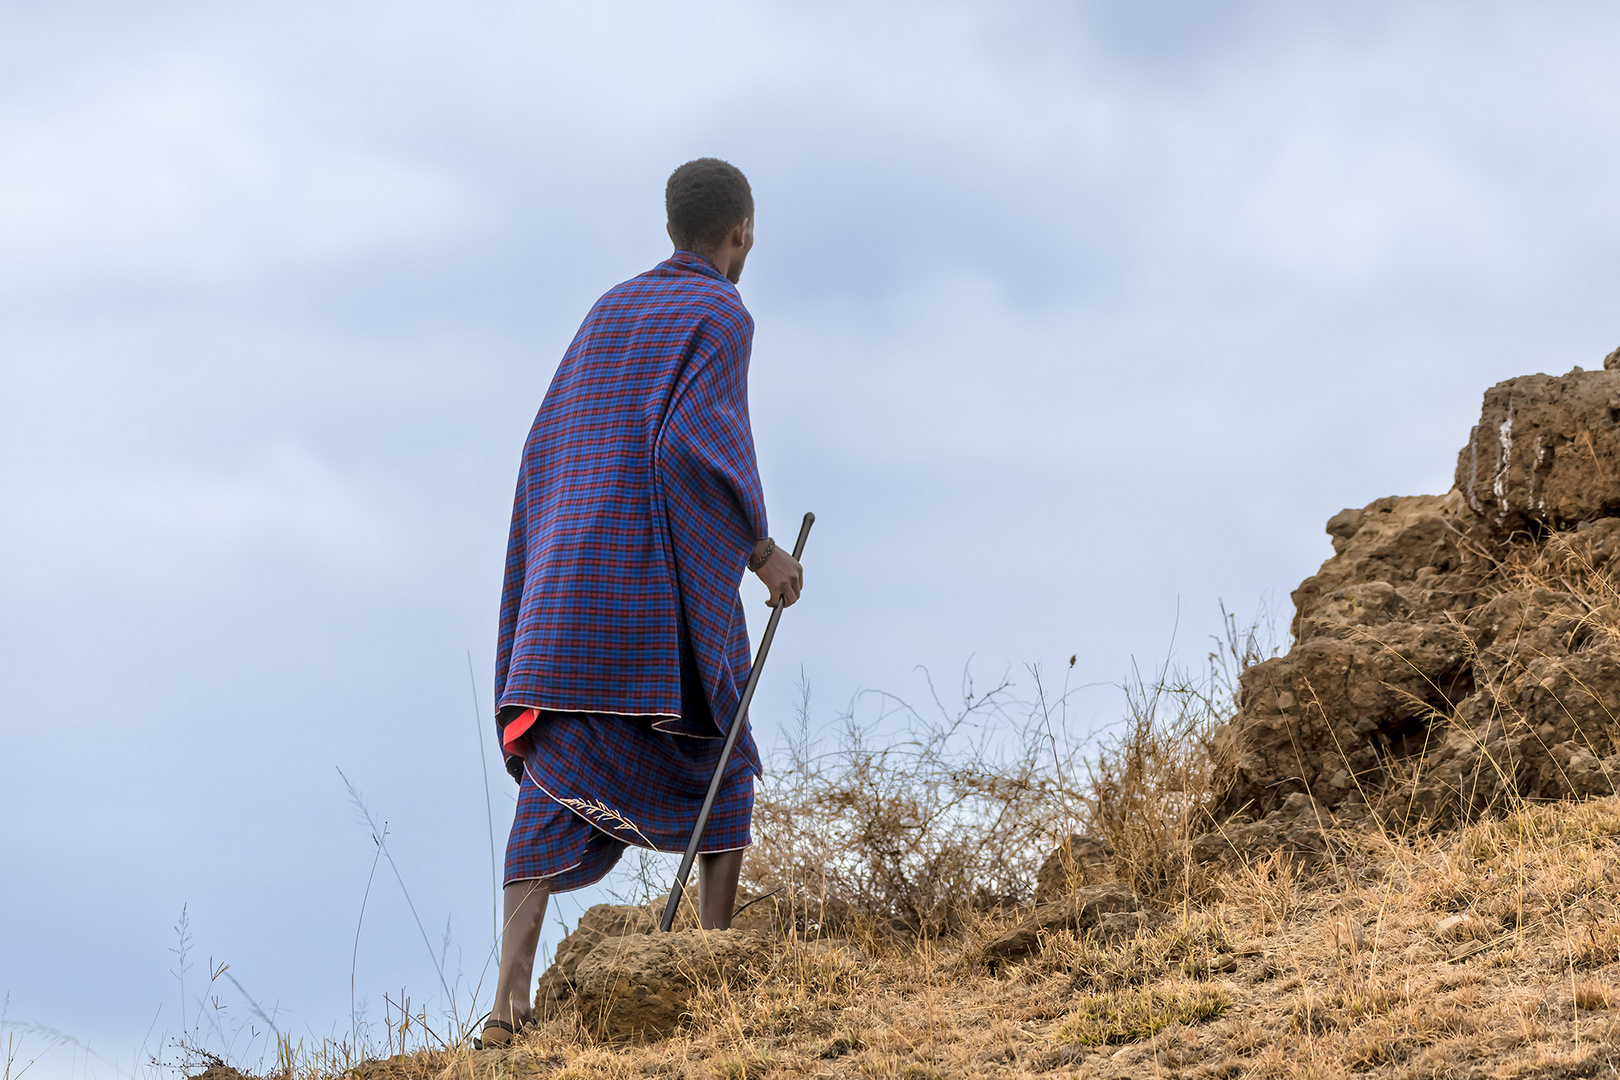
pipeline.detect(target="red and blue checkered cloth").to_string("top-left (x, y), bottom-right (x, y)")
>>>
top-left (495, 252), bottom-right (768, 889)
top-left (503, 711), bottom-right (757, 890)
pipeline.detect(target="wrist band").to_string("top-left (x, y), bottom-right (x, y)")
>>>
top-left (748, 537), bottom-right (775, 572)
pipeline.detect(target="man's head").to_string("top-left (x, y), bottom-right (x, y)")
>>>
top-left (666, 158), bottom-right (754, 283)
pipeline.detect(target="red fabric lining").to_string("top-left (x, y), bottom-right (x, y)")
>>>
top-left (501, 707), bottom-right (540, 756)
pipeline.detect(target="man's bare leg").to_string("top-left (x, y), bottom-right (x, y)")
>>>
top-left (698, 850), bottom-right (744, 930)
top-left (486, 879), bottom-right (550, 1046)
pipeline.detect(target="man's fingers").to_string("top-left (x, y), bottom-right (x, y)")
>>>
top-left (756, 554), bottom-right (804, 607)
top-left (763, 581), bottom-right (799, 607)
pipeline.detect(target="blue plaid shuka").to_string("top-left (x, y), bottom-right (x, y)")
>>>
top-left (502, 710), bottom-right (758, 890)
top-left (494, 251), bottom-right (768, 890)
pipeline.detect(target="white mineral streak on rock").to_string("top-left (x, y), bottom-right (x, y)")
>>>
top-left (1493, 395), bottom-right (1515, 518)
top-left (1530, 434), bottom-right (1545, 510)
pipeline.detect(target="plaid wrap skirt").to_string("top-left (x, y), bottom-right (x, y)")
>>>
top-left (503, 710), bottom-right (755, 892)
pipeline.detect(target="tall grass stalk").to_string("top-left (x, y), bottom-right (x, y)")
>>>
top-left (336, 769), bottom-right (457, 1015)
top-left (465, 651), bottom-right (500, 953)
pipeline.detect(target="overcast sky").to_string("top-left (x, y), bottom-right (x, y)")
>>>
top-left (5, 2), bottom-right (1620, 1076)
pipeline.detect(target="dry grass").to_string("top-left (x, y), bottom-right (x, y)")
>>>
top-left (290, 798), bottom-right (1620, 1078)
top-left (159, 789), bottom-right (1620, 1080)
top-left (1053, 983), bottom-right (1231, 1046)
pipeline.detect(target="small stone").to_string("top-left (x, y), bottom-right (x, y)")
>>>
top-left (979, 884), bottom-right (1139, 963)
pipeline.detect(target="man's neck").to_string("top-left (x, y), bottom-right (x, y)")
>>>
top-left (689, 246), bottom-right (737, 283)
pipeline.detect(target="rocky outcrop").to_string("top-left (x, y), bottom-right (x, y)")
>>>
top-left (533, 904), bottom-right (655, 1017)
top-left (1206, 357), bottom-right (1620, 857)
top-left (530, 892), bottom-right (793, 1017)
top-left (1456, 364), bottom-right (1620, 530)
top-left (573, 928), bottom-right (766, 1039)
top-left (1191, 791), bottom-right (1346, 867)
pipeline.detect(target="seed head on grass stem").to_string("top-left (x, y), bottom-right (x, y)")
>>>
top-left (337, 768), bottom-right (456, 1012)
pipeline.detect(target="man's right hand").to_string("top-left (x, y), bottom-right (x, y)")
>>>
top-left (752, 543), bottom-right (803, 607)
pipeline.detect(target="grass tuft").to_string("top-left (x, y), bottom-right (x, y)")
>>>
top-left (1054, 982), bottom-right (1231, 1046)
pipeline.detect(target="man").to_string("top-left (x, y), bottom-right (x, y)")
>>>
top-left (480, 158), bottom-right (803, 1049)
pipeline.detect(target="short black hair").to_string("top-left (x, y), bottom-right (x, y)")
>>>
top-left (665, 158), bottom-right (753, 254)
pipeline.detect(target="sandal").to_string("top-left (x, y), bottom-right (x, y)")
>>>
top-left (473, 1017), bottom-right (521, 1050)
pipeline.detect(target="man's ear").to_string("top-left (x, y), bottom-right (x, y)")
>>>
top-left (727, 218), bottom-right (750, 250)
top-left (667, 222), bottom-right (678, 248)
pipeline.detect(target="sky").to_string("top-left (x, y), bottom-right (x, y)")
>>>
top-left (4, 1), bottom-right (1620, 1075)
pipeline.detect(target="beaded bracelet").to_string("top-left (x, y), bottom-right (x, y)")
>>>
top-left (748, 537), bottom-right (776, 572)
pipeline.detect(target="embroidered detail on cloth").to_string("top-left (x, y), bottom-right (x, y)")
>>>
top-left (502, 710), bottom-right (754, 892)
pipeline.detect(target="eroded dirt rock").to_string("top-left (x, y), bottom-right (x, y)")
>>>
top-left (1209, 490), bottom-right (1486, 828)
top-left (978, 883), bottom-right (1140, 964)
top-left (1033, 834), bottom-right (1114, 904)
top-left (573, 928), bottom-right (766, 1038)
top-left (531, 890), bottom-right (820, 1019)
top-left (533, 903), bottom-right (655, 1017)
top-left (1205, 358), bottom-right (1620, 860)
top-left (1192, 791), bottom-right (1372, 868)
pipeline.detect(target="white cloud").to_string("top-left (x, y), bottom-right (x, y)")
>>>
top-left (1233, 128), bottom-right (1511, 284)
top-left (0, 50), bottom-right (480, 290)
top-left (4, 445), bottom-right (419, 593)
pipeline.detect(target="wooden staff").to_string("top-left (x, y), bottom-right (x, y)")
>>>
top-left (659, 511), bottom-right (815, 932)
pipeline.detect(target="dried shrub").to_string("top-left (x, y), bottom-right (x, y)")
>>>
top-left (746, 607), bottom-right (1278, 936)
top-left (1078, 606), bottom-right (1277, 899)
top-left (746, 671), bottom-right (1085, 937)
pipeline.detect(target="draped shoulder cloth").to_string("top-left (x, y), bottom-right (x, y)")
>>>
top-left (494, 251), bottom-right (768, 773)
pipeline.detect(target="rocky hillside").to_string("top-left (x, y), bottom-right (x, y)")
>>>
top-left (1204, 352), bottom-right (1620, 867)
